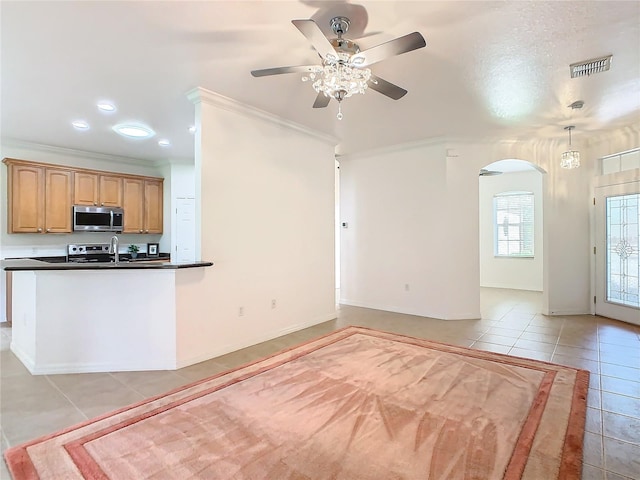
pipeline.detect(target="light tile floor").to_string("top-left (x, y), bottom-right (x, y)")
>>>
top-left (1, 288), bottom-right (639, 479)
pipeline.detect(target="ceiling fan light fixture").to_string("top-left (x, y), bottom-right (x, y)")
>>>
top-left (560, 126), bottom-right (581, 169)
top-left (251, 16), bottom-right (426, 121)
top-left (308, 63), bottom-right (371, 99)
top-left (304, 52), bottom-right (371, 119)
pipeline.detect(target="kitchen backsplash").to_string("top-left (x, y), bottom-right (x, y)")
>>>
top-left (1, 239), bottom-right (160, 259)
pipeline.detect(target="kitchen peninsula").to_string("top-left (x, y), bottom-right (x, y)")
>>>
top-left (3, 258), bottom-right (213, 375)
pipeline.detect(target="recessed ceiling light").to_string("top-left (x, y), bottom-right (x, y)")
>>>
top-left (97, 101), bottom-right (116, 112)
top-left (158, 139), bottom-right (171, 147)
top-left (188, 126), bottom-right (196, 134)
top-left (72, 120), bottom-right (90, 130)
top-left (112, 123), bottom-right (155, 139)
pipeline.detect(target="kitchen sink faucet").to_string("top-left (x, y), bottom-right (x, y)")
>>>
top-left (109, 235), bottom-right (119, 264)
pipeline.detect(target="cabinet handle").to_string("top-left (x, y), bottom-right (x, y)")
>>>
top-left (37, 228), bottom-right (42, 232)
top-left (101, 202), bottom-right (104, 206)
top-left (94, 202), bottom-right (97, 206)
top-left (139, 229), bottom-right (143, 233)
top-left (46, 228), bottom-right (50, 233)
top-left (145, 230), bottom-right (149, 233)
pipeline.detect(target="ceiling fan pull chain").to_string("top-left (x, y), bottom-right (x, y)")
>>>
top-left (337, 102), bottom-right (343, 120)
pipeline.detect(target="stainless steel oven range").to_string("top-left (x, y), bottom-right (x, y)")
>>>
top-left (67, 244), bottom-right (114, 263)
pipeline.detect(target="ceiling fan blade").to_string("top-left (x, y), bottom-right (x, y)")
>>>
top-left (367, 75), bottom-right (407, 100)
top-left (251, 65), bottom-right (316, 77)
top-left (351, 32), bottom-right (426, 67)
top-left (291, 19), bottom-right (337, 60)
top-left (312, 92), bottom-right (330, 108)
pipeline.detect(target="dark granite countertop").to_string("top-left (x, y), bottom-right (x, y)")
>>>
top-left (2, 258), bottom-right (213, 271)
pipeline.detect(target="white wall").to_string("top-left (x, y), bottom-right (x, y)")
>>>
top-left (479, 170), bottom-right (544, 291)
top-left (174, 88), bottom-right (337, 366)
top-left (339, 132), bottom-right (611, 319)
top-left (339, 142), bottom-right (481, 320)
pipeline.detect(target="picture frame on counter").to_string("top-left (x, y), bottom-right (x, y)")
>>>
top-left (147, 243), bottom-right (159, 257)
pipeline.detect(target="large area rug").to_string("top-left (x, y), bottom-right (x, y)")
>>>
top-left (5, 326), bottom-right (589, 479)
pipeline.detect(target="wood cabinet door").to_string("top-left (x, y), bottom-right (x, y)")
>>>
top-left (45, 169), bottom-right (73, 233)
top-left (9, 164), bottom-right (44, 232)
top-left (74, 172), bottom-right (99, 205)
top-left (144, 180), bottom-right (163, 234)
top-left (122, 177), bottom-right (144, 233)
top-left (99, 175), bottom-right (123, 207)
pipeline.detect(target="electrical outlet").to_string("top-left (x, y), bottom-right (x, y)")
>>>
top-left (271, 299), bottom-right (276, 309)
top-left (238, 306), bottom-right (244, 316)
top-left (404, 284), bottom-right (410, 291)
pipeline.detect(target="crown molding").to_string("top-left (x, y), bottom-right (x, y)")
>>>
top-left (334, 134), bottom-right (539, 162)
top-left (0, 138), bottom-right (169, 168)
top-left (336, 136), bottom-right (449, 161)
top-left (186, 87), bottom-right (338, 146)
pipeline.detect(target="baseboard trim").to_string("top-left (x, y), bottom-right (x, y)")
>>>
top-left (176, 311), bottom-right (338, 369)
top-left (10, 342), bottom-right (36, 373)
top-left (546, 309), bottom-right (591, 316)
top-left (340, 299), bottom-right (479, 321)
top-left (11, 343), bottom-right (176, 374)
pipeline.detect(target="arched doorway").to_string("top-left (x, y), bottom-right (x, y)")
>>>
top-left (478, 159), bottom-right (547, 316)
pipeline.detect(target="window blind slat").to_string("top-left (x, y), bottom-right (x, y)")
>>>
top-left (494, 192), bottom-right (534, 257)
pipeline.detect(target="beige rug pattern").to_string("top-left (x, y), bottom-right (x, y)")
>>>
top-left (5, 326), bottom-right (588, 479)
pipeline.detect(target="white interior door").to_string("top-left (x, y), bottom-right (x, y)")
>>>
top-left (175, 197), bottom-right (196, 263)
top-left (595, 181), bottom-right (640, 325)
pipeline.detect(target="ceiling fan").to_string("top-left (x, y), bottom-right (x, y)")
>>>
top-left (479, 168), bottom-right (503, 177)
top-left (251, 17), bottom-right (426, 119)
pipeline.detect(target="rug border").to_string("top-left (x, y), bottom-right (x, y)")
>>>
top-left (558, 368), bottom-right (590, 479)
top-left (4, 325), bottom-right (589, 480)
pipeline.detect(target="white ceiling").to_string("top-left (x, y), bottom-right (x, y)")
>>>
top-left (2, 1), bottom-right (639, 164)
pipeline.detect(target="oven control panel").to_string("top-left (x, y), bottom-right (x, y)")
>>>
top-left (67, 244), bottom-right (112, 262)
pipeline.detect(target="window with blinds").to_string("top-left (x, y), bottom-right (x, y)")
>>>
top-left (494, 191), bottom-right (534, 257)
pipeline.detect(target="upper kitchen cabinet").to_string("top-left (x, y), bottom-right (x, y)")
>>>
top-left (122, 177), bottom-right (163, 234)
top-left (4, 158), bottom-right (163, 235)
top-left (74, 172), bottom-right (122, 207)
top-left (5, 160), bottom-right (73, 233)
top-left (45, 169), bottom-right (74, 232)
top-left (144, 179), bottom-right (163, 233)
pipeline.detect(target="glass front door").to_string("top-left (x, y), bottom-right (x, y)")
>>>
top-left (596, 182), bottom-right (640, 325)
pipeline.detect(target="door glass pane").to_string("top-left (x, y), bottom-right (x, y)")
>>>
top-left (606, 193), bottom-right (640, 308)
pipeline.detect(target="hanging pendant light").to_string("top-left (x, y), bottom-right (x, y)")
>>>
top-left (560, 125), bottom-right (581, 169)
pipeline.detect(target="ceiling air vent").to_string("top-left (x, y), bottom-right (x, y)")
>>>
top-left (570, 55), bottom-right (612, 78)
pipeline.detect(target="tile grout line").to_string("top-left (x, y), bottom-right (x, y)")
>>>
top-left (505, 313), bottom-right (536, 357)
top-left (1, 427), bottom-right (11, 449)
top-left (595, 319), bottom-right (608, 476)
top-left (107, 372), bottom-right (169, 400)
top-left (44, 375), bottom-right (89, 421)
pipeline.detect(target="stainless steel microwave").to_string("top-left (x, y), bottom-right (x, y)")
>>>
top-left (73, 205), bottom-right (124, 232)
